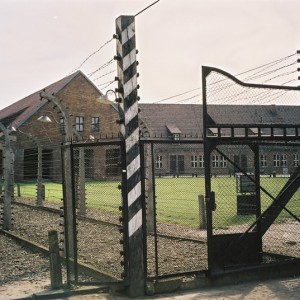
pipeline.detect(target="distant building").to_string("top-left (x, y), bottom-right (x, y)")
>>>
top-left (139, 103), bottom-right (300, 176)
top-left (0, 71), bottom-right (299, 182)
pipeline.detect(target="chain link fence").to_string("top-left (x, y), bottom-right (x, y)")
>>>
top-left (203, 65), bottom-right (300, 270)
top-left (142, 141), bottom-right (208, 278)
top-left (70, 142), bottom-right (125, 283)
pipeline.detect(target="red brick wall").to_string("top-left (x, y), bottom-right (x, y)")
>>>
top-left (13, 73), bottom-right (120, 182)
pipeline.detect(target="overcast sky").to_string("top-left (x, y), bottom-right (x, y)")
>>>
top-left (1, 0), bottom-right (300, 110)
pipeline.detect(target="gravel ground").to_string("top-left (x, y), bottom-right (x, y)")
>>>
top-left (0, 234), bottom-right (49, 285)
top-left (11, 200), bottom-right (209, 279)
top-left (2, 199), bottom-right (300, 299)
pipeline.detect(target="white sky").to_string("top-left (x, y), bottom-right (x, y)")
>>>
top-left (1, 0), bottom-right (300, 109)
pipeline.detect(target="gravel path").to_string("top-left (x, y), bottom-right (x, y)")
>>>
top-left (0, 234), bottom-right (49, 285)
top-left (11, 201), bottom-right (209, 279)
top-left (2, 199), bottom-right (300, 299)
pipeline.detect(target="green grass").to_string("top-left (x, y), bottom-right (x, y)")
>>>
top-left (14, 176), bottom-right (300, 229)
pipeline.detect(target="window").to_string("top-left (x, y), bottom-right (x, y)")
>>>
top-left (173, 133), bottom-right (180, 141)
top-left (76, 116), bottom-right (84, 132)
top-left (273, 154), bottom-right (287, 167)
top-left (281, 154), bottom-right (287, 167)
top-left (191, 155), bottom-right (204, 168)
top-left (212, 155), bottom-right (219, 168)
top-left (156, 155), bottom-right (163, 169)
top-left (105, 148), bottom-right (121, 175)
top-left (260, 154), bottom-right (267, 167)
top-left (91, 117), bottom-right (100, 132)
top-left (273, 154), bottom-right (280, 167)
top-left (199, 155), bottom-right (204, 168)
top-left (219, 156), bottom-right (227, 168)
top-left (293, 154), bottom-right (299, 167)
top-left (191, 156), bottom-right (198, 168)
top-left (59, 117), bottom-right (65, 134)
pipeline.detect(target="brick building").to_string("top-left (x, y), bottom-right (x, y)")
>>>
top-left (0, 71), bottom-right (299, 182)
top-left (0, 71), bottom-right (120, 182)
top-left (139, 103), bottom-right (300, 177)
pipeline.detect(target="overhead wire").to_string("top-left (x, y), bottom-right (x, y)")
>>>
top-left (69, 37), bottom-right (114, 74)
top-left (87, 58), bottom-right (115, 77)
top-left (149, 53), bottom-right (298, 105)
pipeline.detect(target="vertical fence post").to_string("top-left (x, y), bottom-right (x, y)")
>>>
top-left (198, 195), bottom-right (207, 230)
top-left (0, 122), bottom-right (14, 231)
top-left (77, 148), bottom-right (86, 216)
top-left (61, 143), bottom-right (77, 284)
top-left (48, 230), bottom-right (63, 289)
top-left (37, 145), bottom-right (44, 206)
top-left (115, 15), bottom-right (145, 297)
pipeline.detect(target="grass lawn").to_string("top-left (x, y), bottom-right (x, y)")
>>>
top-left (14, 176), bottom-right (300, 229)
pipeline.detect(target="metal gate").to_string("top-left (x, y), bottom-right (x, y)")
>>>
top-left (140, 140), bottom-right (208, 280)
top-left (61, 139), bottom-right (128, 285)
top-left (203, 66), bottom-right (300, 273)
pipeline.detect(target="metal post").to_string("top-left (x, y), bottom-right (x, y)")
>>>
top-left (115, 15), bottom-right (144, 297)
top-left (36, 145), bottom-right (43, 206)
top-left (40, 92), bottom-right (79, 283)
top-left (202, 66), bottom-right (214, 270)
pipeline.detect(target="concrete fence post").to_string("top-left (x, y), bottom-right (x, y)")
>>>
top-left (198, 195), bottom-right (207, 230)
top-left (48, 230), bottom-right (63, 289)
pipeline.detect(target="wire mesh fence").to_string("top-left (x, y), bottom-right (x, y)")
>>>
top-left (203, 66), bottom-right (300, 270)
top-left (70, 142), bottom-right (125, 282)
top-left (142, 141), bottom-right (208, 278)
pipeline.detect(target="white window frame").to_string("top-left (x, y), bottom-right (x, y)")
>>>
top-left (273, 154), bottom-right (280, 167)
top-left (281, 154), bottom-right (287, 167)
top-left (219, 156), bottom-right (227, 168)
top-left (199, 155), bottom-right (204, 168)
top-left (212, 155), bottom-right (219, 168)
top-left (155, 155), bottom-right (163, 169)
top-left (191, 155), bottom-right (198, 168)
top-left (173, 133), bottom-right (180, 141)
top-left (260, 154), bottom-right (267, 167)
top-left (293, 154), bottom-right (299, 167)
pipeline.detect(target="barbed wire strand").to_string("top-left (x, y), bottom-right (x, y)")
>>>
top-left (70, 37), bottom-right (114, 74)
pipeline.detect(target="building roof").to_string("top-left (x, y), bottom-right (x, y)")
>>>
top-left (139, 103), bottom-right (300, 138)
top-left (0, 70), bottom-right (98, 130)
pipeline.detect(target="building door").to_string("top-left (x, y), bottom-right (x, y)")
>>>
top-left (170, 155), bottom-right (177, 174)
top-left (169, 155), bottom-right (185, 174)
top-left (178, 155), bottom-right (185, 174)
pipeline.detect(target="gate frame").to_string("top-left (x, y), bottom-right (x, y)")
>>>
top-left (202, 65), bottom-right (300, 273)
top-left (140, 138), bottom-right (208, 281)
top-left (61, 139), bottom-right (129, 286)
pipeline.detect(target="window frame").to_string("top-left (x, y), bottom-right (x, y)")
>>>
top-left (91, 117), bottom-right (100, 132)
top-left (76, 116), bottom-right (84, 132)
top-left (155, 155), bottom-right (163, 169)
